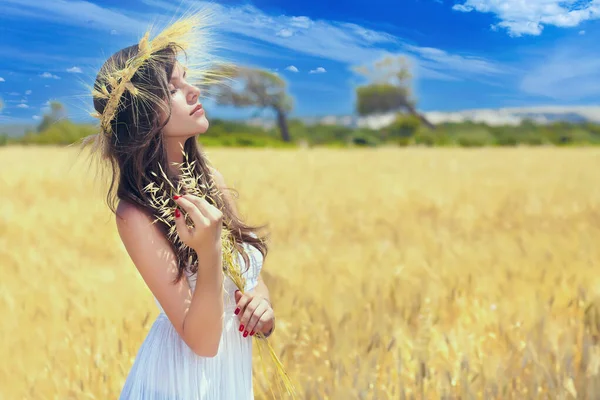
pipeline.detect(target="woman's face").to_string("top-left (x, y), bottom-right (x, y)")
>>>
top-left (160, 62), bottom-right (209, 138)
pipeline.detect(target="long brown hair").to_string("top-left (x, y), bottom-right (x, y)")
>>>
top-left (88, 43), bottom-right (268, 284)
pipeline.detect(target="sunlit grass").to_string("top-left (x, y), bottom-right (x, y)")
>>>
top-left (1, 145), bottom-right (600, 399)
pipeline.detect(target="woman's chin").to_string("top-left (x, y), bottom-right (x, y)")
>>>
top-left (196, 117), bottom-right (209, 133)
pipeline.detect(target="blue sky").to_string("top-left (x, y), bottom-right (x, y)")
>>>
top-left (1, 0), bottom-right (599, 125)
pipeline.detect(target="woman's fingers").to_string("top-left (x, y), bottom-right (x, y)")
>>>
top-left (239, 297), bottom-right (269, 337)
top-left (184, 194), bottom-right (223, 222)
top-left (254, 308), bottom-right (274, 336)
top-left (171, 194), bottom-right (225, 255)
top-left (234, 291), bottom-right (274, 337)
top-left (173, 206), bottom-right (192, 245)
top-left (235, 292), bottom-right (254, 335)
top-left (173, 195), bottom-right (209, 227)
top-left (246, 302), bottom-right (269, 336)
top-left (235, 291), bottom-right (252, 318)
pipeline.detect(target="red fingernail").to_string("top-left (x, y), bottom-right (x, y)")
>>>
top-left (173, 195), bottom-right (181, 200)
top-left (175, 209), bottom-right (181, 218)
top-left (250, 331), bottom-right (255, 336)
top-left (239, 324), bottom-right (244, 332)
top-left (243, 331), bottom-right (248, 337)
top-left (234, 308), bottom-right (240, 315)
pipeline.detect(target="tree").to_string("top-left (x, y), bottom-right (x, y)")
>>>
top-left (206, 66), bottom-right (294, 142)
top-left (353, 56), bottom-right (435, 129)
top-left (37, 101), bottom-right (67, 133)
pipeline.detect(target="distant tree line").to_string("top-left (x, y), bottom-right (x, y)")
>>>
top-left (1, 57), bottom-right (599, 147)
top-left (2, 112), bottom-right (600, 148)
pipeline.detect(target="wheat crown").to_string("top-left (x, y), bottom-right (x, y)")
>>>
top-left (89, 8), bottom-right (232, 139)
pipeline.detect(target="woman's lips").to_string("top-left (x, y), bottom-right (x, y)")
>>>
top-left (190, 104), bottom-right (204, 116)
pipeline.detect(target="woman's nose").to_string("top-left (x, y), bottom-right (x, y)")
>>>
top-left (188, 86), bottom-right (200, 103)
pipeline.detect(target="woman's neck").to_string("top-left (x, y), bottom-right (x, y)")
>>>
top-left (165, 137), bottom-right (187, 177)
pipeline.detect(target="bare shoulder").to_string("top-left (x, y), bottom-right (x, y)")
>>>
top-left (114, 199), bottom-right (173, 268)
top-left (116, 199), bottom-right (150, 225)
top-left (114, 199), bottom-right (174, 272)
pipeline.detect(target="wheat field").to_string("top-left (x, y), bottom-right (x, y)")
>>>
top-left (1, 145), bottom-right (600, 399)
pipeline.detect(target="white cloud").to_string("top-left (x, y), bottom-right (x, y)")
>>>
top-left (339, 22), bottom-right (399, 44)
top-left (425, 105), bottom-right (600, 125)
top-left (404, 45), bottom-right (504, 76)
top-left (25, 90), bottom-right (32, 95)
top-left (0, 77), bottom-right (4, 82)
top-left (285, 65), bottom-right (299, 73)
top-left (341, 105), bottom-right (600, 128)
top-left (309, 67), bottom-right (327, 74)
top-left (32, 115), bottom-right (40, 120)
top-left (276, 29), bottom-right (294, 37)
top-left (0, 0), bottom-right (146, 34)
top-left (452, 4), bottom-right (473, 12)
top-left (289, 16), bottom-right (313, 29)
top-left (452, 0), bottom-right (600, 37)
top-left (17, 104), bottom-right (29, 109)
top-left (0, 45), bottom-right (100, 68)
top-left (110, 29), bottom-right (118, 35)
top-left (8, 92), bottom-right (19, 96)
top-left (41, 72), bottom-right (61, 79)
top-left (520, 42), bottom-right (600, 100)
top-left (67, 66), bottom-right (82, 73)
top-left (579, 30), bottom-right (586, 35)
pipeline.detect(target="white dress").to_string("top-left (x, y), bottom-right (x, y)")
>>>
top-left (119, 242), bottom-right (264, 400)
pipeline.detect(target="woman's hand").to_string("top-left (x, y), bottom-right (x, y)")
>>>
top-left (173, 194), bottom-right (223, 256)
top-left (234, 290), bottom-right (275, 338)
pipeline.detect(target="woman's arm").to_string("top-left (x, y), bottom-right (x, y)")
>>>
top-left (212, 167), bottom-right (275, 336)
top-left (116, 200), bottom-right (224, 357)
top-left (250, 273), bottom-right (271, 308)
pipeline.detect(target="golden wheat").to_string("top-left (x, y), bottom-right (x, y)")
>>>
top-left (1, 145), bottom-right (600, 399)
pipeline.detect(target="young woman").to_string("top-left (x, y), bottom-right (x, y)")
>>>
top-left (86, 14), bottom-right (277, 399)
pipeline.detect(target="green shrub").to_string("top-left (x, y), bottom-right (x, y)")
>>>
top-left (382, 114), bottom-right (420, 145)
top-left (349, 130), bottom-right (381, 147)
top-left (542, 124), bottom-right (593, 146)
top-left (414, 127), bottom-right (452, 146)
top-left (454, 127), bottom-right (495, 147)
top-left (19, 120), bottom-right (96, 145)
top-left (199, 132), bottom-right (294, 148)
top-left (490, 127), bottom-right (519, 146)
